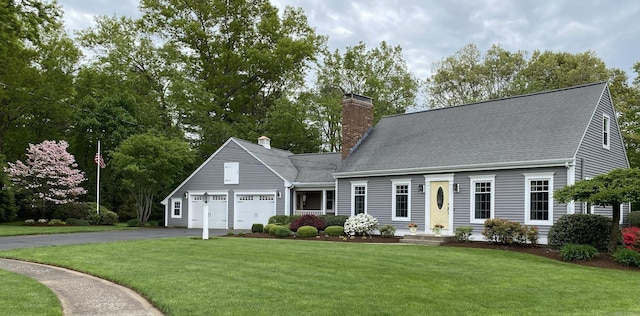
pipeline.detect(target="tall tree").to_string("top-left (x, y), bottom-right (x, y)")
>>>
top-left (0, 154), bottom-right (17, 222)
top-left (4, 140), bottom-right (86, 218)
top-left (309, 41), bottom-right (418, 151)
top-left (261, 96), bottom-right (321, 153)
top-left (140, 0), bottom-right (325, 151)
top-left (609, 63), bottom-right (640, 168)
top-left (555, 168), bottom-right (640, 253)
top-left (110, 133), bottom-right (194, 224)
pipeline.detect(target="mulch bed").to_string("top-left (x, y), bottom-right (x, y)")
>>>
top-left (238, 233), bottom-right (637, 271)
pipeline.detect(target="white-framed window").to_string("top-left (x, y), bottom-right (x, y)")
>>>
top-left (224, 162), bottom-right (239, 184)
top-left (351, 181), bottom-right (368, 215)
top-left (171, 198), bottom-right (182, 218)
top-left (391, 179), bottom-right (411, 221)
top-left (524, 172), bottom-right (554, 225)
top-left (603, 114), bottom-right (610, 149)
top-left (469, 175), bottom-right (495, 223)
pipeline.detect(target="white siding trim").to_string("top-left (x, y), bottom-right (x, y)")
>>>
top-left (391, 179), bottom-right (412, 221)
top-left (566, 162), bottom-right (576, 214)
top-left (468, 175), bottom-right (495, 224)
top-left (350, 181), bottom-right (368, 216)
top-left (524, 172), bottom-right (554, 226)
top-left (170, 198), bottom-right (182, 219)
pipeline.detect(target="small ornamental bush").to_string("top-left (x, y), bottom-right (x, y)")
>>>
top-left (268, 215), bottom-right (289, 225)
top-left (621, 227), bottom-right (640, 251)
top-left (613, 247), bottom-right (640, 267)
top-left (324, 225), bottom-right (344, 236)
top-left (126, 219), bottom-right (140, 227)
top-left (560, 244), bottom-right (598, 261)
top-left (548, 214), bottom-right (611, 251)
top-left (88, 209), bottom-right (119, 225)
top-left (24, 219), bottom-right (35, 225)
top-left (629, 211), bottom-right (640, 227)
top-left (289, 214), bottom-right (326, 232)
top-left (379, 224), bottom-right (396, 238)
top-left (455, 226), bottom-right (473, 242)
top-left (251, 223), bottom-right (264, 233)
top-left (296, 225), bottom-right (318, 238)
top-left (344, 213), bottom-right (378, 237)
top-left (269, 225), bottom-right (284, 236)
top-left (482, 218), bottom-right (537, 245)
top-left (275, 227), bottom-right (292, 238)
top-left (263, 223), bottom-right (276, 233)
top-left (48, 219), bottom-right (66, 226)
top-left (38, 219), bottom-right (47, 224)
top-left (318, 215), bottom-right (349, 227)
top-left (66, 218), bottom-right (90, 226)
top-left (146, 220), bottom-right (159, 227)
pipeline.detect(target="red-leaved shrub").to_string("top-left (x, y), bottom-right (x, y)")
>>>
top-left (622, 227), bottom-right (640, 251)
top-left (289, 214), bottom-right (326, 232)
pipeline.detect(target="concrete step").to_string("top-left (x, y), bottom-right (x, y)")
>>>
top-left (400, 234), bottom-right (457, 246)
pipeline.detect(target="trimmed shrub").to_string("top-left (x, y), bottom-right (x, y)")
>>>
top-left (630, 211), bottom-right (640, 227)
top-left (126, 219), bottom-right (140, 227)
top-left (296, 225), bottom-right (318, 238)
top-left (269, 225), bottom-right (284, 236)
top-left (66, 218), bottom-right (90, 226)
top-left (88, 209), bottom-right (119, 225)
top-left (324, 225), bottom-right (344, 236)
top-left (146, 220), bottom-right (159, 227)
top-left (251, 223), bottom-right (264, 233)
top-left (622, 227), bottom-right (640, 251)
top-left (455, 226), bottom-right (473, 242)
top-left (48, 219), bottom-right (66, 226)
top-left (289, 214), bottom-right (326, 232)
top-left (52, 203), bottom-right (88, 221)
top-left (560, 244), bottom-right (598, 261)
top-left (344, 213), bottom-right (378, 236)
top-left (263, 223), bottom-right (276, 233)
top-left (379, 224), bottom-right (396, 237)
top-left (548, 214), bottom-right (611, 251)
top-left (275, 227), bottom-right (292, 238)
top-left (268, 215), bottom-right (290, 225)
top-left (613, 247), bottom-right (640, 266)
top-left (482, 218), bottom-right (537, 245)
top-left (318, 215), bottom-right (349, 227)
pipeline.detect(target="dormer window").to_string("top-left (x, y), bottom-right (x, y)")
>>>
top-left (603, 114), bottom-right (610, 149)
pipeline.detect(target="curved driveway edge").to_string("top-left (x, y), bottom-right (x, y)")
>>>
top-left (0, 258), bottom-right (164, 316)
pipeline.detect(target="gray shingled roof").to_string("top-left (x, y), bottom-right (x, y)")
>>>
top-left (290, 153), bottom-right (340, 183)
top-left (338, 82), bottom-right (607, 173)
top-left (232, 138), bottom-right (299, 182)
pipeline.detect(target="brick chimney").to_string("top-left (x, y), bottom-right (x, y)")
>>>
top-left (341, 93), bottom-right (373, 160)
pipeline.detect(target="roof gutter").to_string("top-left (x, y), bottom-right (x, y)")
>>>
top-left (291, 182), bottom-right (335, 188)
top-left (333, 158), bottom-right (574, 179)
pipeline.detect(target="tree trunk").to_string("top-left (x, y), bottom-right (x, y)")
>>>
top-left (608, 203), bottom-right (622, 254)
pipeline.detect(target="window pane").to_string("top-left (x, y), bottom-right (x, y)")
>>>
top-left (355, 196), bottom-right (365, 214)
top-left (474, 182), bottom-right (491, 219)
top-left (396, 195), bottom-right (408, 217)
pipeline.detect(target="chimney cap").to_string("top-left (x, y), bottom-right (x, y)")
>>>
top-left (343, 93), bottom-right (373, 103)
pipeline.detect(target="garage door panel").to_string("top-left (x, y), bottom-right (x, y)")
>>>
top-left (235, 195), bottom-right (275, 229)
top-left (190, 195), bottom-right (227, 229)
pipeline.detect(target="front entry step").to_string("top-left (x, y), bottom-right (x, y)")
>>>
top-left (400, 234), bottom-right (457, 246)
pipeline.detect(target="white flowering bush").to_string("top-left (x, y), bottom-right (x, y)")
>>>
top-left (344, 213), bottom-right (379, 237)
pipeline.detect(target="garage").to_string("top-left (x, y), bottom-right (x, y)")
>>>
top-left (190, 194), bottom-right (228, 229)
top-left (234, 194), bottom-right (276, 229)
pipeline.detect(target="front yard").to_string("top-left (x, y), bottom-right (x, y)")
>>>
top-left (0, 237), bottom-right (638, 315)
top-left (0, 222), bottom-right (136, 236)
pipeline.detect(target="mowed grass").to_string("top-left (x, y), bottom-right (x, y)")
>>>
top-left (1, 238), bottom-right (639, 315)
top-left (0, 222), bottom-right (135, 236)
top-left (0, 269), bottom-right (62, 316)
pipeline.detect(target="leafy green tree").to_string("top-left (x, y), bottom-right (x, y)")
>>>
top-left (140, 0), bottom-right (325, 150)
top-left (555, 168), bottom-right (640, 253)
top-left (0, 154), bottom-right (17, 222)
top-left (301, 89), bottom-right (342, 152)
top-left (110, 133), bottom-right (195, 224)
top-left (261, 96), bottom-right (321, 153)
top-left (609, 63), bottom-right (640, 168)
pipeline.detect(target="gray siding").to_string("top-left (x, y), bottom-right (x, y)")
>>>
top-left (574, 87), bottom-right (630, 224)
top-left (166, 140), bottom-right (286, 228)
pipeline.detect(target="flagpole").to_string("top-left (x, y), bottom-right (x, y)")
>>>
top-left (96, 140), bottom-right (101, 214)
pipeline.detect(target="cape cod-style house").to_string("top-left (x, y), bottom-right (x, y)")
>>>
top-left (162, 82), bottom-right (630, 243)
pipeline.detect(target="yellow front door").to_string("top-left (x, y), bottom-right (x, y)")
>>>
top-left (429, 181), bottom-right (449, 229)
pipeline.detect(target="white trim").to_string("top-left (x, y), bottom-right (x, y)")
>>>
top-left (603, 113), bottom-right (611, 150)
top-left (524, 172), bottom-right (554, 226)
top-left (170, 198), bottom-right (182, 219)
top-left (468, 175), bottom-right (495, 224)
top-left (566, 162), bottom-right (576, 214)
top-left (284, 185), bottom-right (291, 216)
top-left (333, 158), bottom-right (572, 179)
top-left (424, 174), bottom-right (454, 234)
top-left (391, 179), bottom-right (412, 221)
top-left (223, 162), bottom-right (240, 184)
top-left (350, 181), bottom-right (368, 216)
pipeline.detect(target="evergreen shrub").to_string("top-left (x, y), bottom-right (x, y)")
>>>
top-left (548, 214), bottom-right (611, 251)
top-left (324, 226), bottom-right (344, 236)
top-left (560, 244), bottom-right (598, 261)
top-left (296, 225), bottom-right (318, 237)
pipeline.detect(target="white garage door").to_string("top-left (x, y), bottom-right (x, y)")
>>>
top-left (190, 195), bottom-right (227, 229)
top-left (235, 194), bottom-right (275, 229)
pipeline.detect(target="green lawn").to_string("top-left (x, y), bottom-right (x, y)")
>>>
top-left (0, 222), bottom-right (136, 236)
top-left (0, 269), bottom-right (62, 316)
top-left (1, 238), bottom-right (638, 315)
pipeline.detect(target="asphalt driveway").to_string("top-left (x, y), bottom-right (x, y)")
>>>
top-left (0, 228), bottom-right (234, 250)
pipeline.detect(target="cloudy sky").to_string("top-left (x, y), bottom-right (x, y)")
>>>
top-left (58, 0), bottom-right (639, 80)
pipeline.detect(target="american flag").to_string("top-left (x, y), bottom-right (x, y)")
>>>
top-left (94, 153), bottom-right (106, 168)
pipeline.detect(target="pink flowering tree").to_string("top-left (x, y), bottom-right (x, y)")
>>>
top-left (5, 140), bottom-right (87, 218)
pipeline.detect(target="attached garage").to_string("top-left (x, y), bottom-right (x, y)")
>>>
top-left (189, 194), bottom-right (228, 229)
top-left (234, 194), bottom-right (276, 229)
